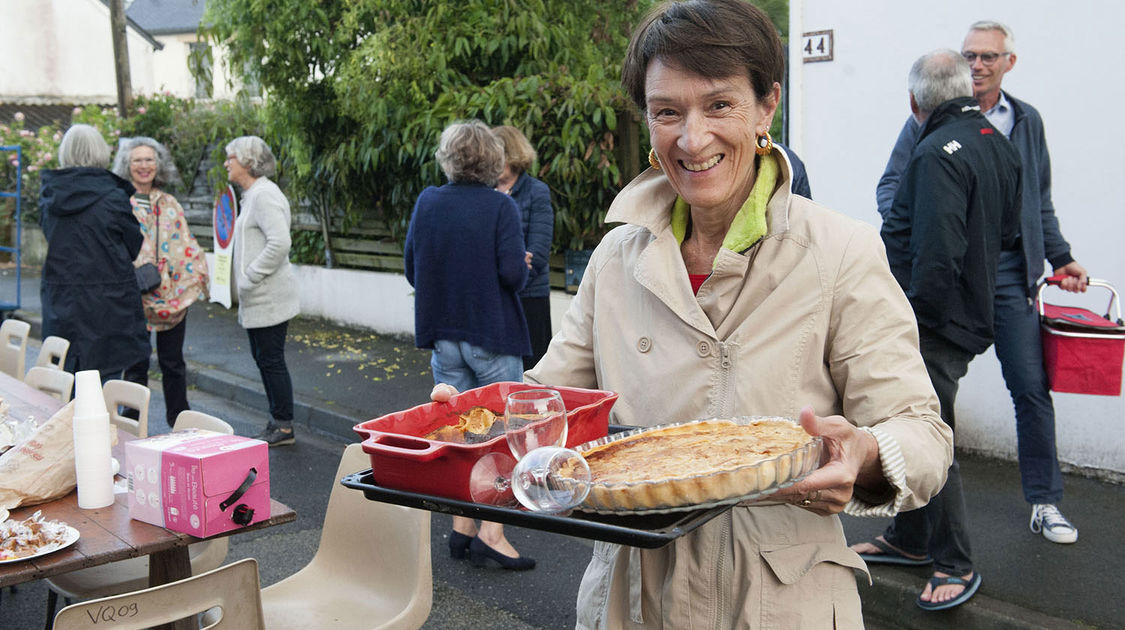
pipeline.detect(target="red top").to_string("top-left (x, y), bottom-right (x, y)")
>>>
top-left (689, 274), bottom-right (709, 295)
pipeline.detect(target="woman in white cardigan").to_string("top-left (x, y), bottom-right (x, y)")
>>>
top-left (225, 136), bottom-right (300, 446)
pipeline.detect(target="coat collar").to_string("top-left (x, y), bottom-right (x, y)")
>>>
top-left (605, 147), bottom-right (796, 240)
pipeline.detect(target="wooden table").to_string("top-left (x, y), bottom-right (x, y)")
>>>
top-left (1, 372), bottom-right (297, 629)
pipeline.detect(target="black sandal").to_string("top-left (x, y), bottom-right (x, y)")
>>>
top-left (856, 537), bottom-right (932, 566)
top-left (916, 572), bottom-right (982, 611)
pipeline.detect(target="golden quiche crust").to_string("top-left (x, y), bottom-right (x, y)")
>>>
top-left (562, 418), bottom-right (818, 513)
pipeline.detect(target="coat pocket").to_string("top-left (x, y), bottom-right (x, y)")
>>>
top-left (758, 542), bottom-right (866, 629)
top-left (575, 541), bottom-right (620, 630)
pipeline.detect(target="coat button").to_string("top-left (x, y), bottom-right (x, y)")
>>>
top-left (637, 337), bottom-right (652, 353)
top-left (696, 340), bottom-right (712, 357)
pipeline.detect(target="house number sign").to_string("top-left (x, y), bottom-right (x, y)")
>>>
top-left (802, 30), bottom-right (834, 63)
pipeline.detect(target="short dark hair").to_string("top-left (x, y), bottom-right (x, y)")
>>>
top-left (621, 0), bottom-right (785, 110)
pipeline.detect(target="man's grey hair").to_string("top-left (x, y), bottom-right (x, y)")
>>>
top-left (225, 136), bottom-right (277, 178)
top-left (58, 124), bottom-right (111, 168)
top-left (111, 136), bottom-right (182, 189)
top-left (968, 20), bottom-right (1015, 54)
top-left (435, 119), bottom-right (505, 187)
top-left (909, 49), bottom-right (974, 114)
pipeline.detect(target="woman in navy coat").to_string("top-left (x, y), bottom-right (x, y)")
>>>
top-left (39, 124), bottom-right (149, 380)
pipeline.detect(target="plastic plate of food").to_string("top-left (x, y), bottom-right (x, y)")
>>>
top-left (555, 416), bottom-right (823, 515)
top-left (0, 511), bottom-right (80, 564)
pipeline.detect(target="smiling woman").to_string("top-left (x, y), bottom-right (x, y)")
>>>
top-left (111, 136), bottom-right (209, 428)
top-left (521, 0), bottom-right (954, 627)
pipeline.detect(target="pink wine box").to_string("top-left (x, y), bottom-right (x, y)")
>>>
top-left (125, 429), bottom-right (271, 537)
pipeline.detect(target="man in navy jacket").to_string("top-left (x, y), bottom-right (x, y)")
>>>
top-left (874, 20), bottom-right (1086, 547)
top-left (861, 48), bottom-right (1021, 611)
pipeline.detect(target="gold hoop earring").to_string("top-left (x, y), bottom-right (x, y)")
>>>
top-left (648, 148), bottom-right (661, 170)
top-left (755, 131), bottom-right (773, 156)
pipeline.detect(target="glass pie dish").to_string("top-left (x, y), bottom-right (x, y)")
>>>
top-left (555, 416), bottom-right (824, 515)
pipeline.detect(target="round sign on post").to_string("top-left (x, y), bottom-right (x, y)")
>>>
top-left (214, 185), bottom-right (237, 250)
top-left (210, 185), bottom-right (239, 308)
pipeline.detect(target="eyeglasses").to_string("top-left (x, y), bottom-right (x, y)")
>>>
top-left (962, 51), bottom-right (1010, 65)
top-left (130, 157), bottom-right (156, 165)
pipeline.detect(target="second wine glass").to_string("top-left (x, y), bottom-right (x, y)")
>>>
top-left (503, 388), bottom-right (568, 458)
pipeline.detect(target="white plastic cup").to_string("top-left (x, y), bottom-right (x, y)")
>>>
top-left (72, 371), bottom-right (115, 509)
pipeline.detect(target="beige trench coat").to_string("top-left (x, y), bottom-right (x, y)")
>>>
top-left (527, 153), bottom-right (952, 629)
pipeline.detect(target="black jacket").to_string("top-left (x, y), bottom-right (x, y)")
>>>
top-left (39, 167), bottom-right (150, 376)
top-left (881, 97), bottom-right (1022, 354)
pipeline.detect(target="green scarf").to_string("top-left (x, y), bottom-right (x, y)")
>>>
top-left (670, 152), bottom-right (778, 269)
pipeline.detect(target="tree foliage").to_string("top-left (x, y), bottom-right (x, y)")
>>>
top-left (203, 0), bottom-right (650, 253)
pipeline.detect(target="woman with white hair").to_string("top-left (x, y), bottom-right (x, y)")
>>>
top-left (224, 135), bottom-right (299, 446)
top-left (404, 119), bottom-right (534, 571)
top-left (112, 136), bottom-right (210, 428)
top-left (38, 124), bottom-right (149, 380)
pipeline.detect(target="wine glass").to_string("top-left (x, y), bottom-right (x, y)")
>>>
top-left (469, 389), bottom-right (590, 512)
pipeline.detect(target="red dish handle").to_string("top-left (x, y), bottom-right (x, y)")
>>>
top-left (364, 433), bottom-right (445, 462)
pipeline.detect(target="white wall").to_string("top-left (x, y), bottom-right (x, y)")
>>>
top-left (792, 0), bottom-right (1125, 477)
top-left (1, 0), bottom-right (159, 103)
top-left (149, 34), bottom-right (241, 100)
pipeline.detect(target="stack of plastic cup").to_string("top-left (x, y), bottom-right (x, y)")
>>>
top-left (72, 370), bottom-right (115, 509)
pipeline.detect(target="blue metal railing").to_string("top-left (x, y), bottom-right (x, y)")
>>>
top-left (0, 144), bottom-right (22, 312)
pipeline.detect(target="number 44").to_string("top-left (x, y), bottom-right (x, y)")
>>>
top-left (801, 30), bottom-right (834, 62)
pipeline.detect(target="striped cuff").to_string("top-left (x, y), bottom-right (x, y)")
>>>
top-left (843, 426), bottom-right (908, 518)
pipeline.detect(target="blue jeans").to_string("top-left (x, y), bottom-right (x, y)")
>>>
top-left (884, 328), bottom-right (975, 576)
top-left (994, 261), bottom-right (1064, 504)
top-left (246, 321), bottom-right (294, 430)
top-left (430, 339), bottom-right (523, 391)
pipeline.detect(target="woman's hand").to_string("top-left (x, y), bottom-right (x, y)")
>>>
top-left (431, 383), bottom-right (459, 402)
top-left (773, 407), bottom-right (885, 516)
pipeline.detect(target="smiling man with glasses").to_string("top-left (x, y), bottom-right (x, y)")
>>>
top-left (874, 20), bottom-right (1087, 549)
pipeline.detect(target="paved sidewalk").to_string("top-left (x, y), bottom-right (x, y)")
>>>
top-left (3, 264), bottom-right (1122, 629)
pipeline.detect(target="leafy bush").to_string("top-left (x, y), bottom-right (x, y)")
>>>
top-left (203, 0), bottom-right (651, 254)
top-left (0, 97), bottom-right (265, 228)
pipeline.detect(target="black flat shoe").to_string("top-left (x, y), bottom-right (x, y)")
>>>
top-left (448, 531), bottom-right (473, 559)
top-left (468, 537), bottom-right (536, 570)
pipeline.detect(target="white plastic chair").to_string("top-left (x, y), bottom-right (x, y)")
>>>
top-left (44, 409), bottom-right (235, 622)
top-left (33, 335), bottom-right (70, 370)
top-left (259, 443), bottom-right (432, 629)
top-left (23, 366), bottom-right (74, 401)
top-left (172, 409), bottom-right (233, 434)
top-left (0, 318), bottom-right (30, 378)
top-left (101, 379), bottom-right (150, 438)
top-left (51, 558), bottom-right (265, 630)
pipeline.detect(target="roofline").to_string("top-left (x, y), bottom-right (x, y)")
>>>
top-left (98, 0), bottom-right (165, 51)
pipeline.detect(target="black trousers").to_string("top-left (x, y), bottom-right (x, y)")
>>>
top-left (246, 320), bottom-right (294, 429)
top-left (122, 318), bottom-right (189, 428)
top-left (520, 295), bottom-right (552, 371)
top-left (884, 327), bottom-right (976, 576)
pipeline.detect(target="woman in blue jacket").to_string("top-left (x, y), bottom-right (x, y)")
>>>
top-left (493, 125), bottom-right (554, 370)
top-left (404, 119), bottom-right (534, 571)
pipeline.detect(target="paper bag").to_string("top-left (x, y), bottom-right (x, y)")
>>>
top-left (0, 401), bottom-right (79, 510)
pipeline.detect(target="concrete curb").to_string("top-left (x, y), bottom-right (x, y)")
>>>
top-left (860, 566), bottom-right (1084, 629)
top-left (186, 362), bottom-right (363, 442)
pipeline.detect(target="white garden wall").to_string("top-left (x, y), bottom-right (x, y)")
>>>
top-left (790, 0), bottom-right (1125, 478)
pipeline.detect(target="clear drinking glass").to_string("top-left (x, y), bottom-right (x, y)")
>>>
top-left (468, 389), bottom-right (590, 512)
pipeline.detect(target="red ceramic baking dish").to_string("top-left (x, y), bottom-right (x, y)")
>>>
top-left (353, 382), bottom-right (618, 502)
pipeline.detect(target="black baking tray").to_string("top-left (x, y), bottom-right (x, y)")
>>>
top-left (340, 470), bottom-right (732, 549)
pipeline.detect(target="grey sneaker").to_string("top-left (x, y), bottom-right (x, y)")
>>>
top-left (255, 427), bottom-right (296, 447)
top-left (1030, 504), bottom-right (1077, 544)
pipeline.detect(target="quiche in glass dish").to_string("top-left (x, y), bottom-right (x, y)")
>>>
top-left (556, 417), bottom-right (823, 514)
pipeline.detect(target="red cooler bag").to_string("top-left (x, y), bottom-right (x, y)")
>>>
top-left (1037, 276), bottom-right (1125, 396)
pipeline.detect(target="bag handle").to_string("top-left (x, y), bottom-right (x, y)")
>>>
top-left (220, 467), bottom-right (258, 527)
top-left (1038, 276), bottom-right (1122, 324)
